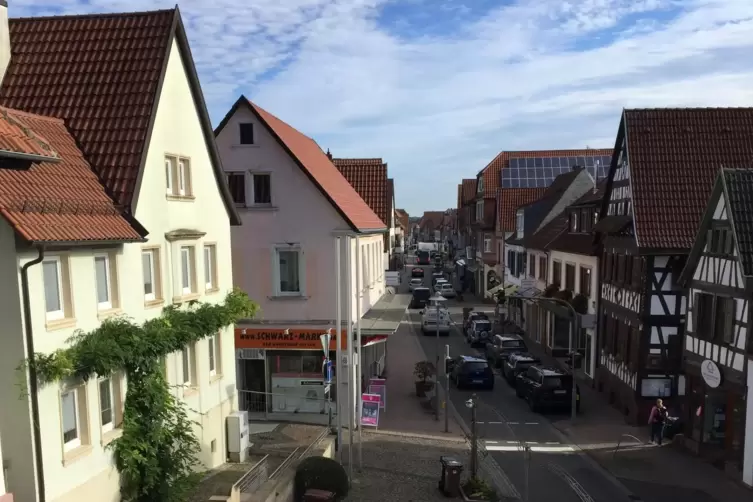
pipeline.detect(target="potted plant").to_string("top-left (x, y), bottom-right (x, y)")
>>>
top-left (555, 289), bottom-right (573, 303)
top-left (542, 284), bottom-right (559, 298)
top-left (570, 293), bottom-right (589, 314)
top-left (414, 361), bottom-right (436, 397)
top-left (460, 477), bottom-right (499, 501)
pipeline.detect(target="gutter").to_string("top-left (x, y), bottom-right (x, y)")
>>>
top-left (20, 247), bottom-right (46, 502)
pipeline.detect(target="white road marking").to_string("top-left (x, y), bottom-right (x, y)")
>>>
top-left (547, 463), bottom-right (595, 502)
top-left (486, 444), bottom-right (575, 453)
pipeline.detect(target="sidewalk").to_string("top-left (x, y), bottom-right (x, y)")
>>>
top-left (520, 335), bottom-right (753, 502)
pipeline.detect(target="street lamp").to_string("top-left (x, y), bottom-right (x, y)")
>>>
top-left (430, 293), bottom-right (447, 424)
top-left (525, 295), bottom-right (580, 421)
top-left (465, 395), bottom-right (478, 478)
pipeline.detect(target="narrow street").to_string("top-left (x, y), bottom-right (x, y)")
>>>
top-left (401, 262), bottom-right (634, 502)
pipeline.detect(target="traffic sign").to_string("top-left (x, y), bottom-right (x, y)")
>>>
top-left (319, 333), bottom-right (331, 356)
top-left (325, 359), bottom-right (333, 383)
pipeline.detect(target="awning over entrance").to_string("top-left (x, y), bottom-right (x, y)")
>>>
top-left (515, 287), bottom-right (541, 299)
top-left (358, 291), bottom-right (409, 337)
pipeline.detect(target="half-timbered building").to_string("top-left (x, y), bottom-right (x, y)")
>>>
top-left (594, 108), bottom-right (753, 425)
top-left (678, 168), bottom-right (753, 484)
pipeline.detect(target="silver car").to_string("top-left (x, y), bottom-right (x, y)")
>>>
top-left (408, 278), bottom-right (423, 291)
top-left (439, 283), bottom-right (456, 298)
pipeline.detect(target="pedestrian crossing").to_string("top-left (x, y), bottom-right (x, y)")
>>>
top-left (482, 440), bottom-right (576, 453)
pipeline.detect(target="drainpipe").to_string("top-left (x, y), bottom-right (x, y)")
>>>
top-left (20, 246), bottom-right (46, 502)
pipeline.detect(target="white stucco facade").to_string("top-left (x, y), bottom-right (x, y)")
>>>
top-left (0, 38), bottom-right (237, 502)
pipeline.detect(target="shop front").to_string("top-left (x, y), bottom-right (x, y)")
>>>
top-left (234, 326), bottom-right (388, 422)
top-left (682, 358), bottom-right (747, 477)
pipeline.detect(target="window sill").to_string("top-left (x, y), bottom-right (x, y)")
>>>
top-left (205, 287), bottom-right (220, 295)
top-left (268, 295), bottom-right (310, 301)
top-left (183, 386), bottom-right (199, 398)
top-left (173, 293), bottom-right (201, 304)
top-left (240, 205), bottom-right (278, 212)
top-left (231, 144), bottom-right (260, 149)
top-left (101, 428), bottom-right (123, 447)
top-left (166, 194), bottom-right (196, 202)
top-left (144, 298), bottom-right (165, 309)
top-left (97, 307), bottom-right (123, 320)
top-left (46, 317), bottom-right (77, 332)
top-left (62, 444), bottom-right (93, 467)
top-left (210, 374), bottom-right (223, 384)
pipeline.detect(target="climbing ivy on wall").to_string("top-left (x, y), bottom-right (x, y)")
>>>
top-left (22, 288), bottom-right (258, 502)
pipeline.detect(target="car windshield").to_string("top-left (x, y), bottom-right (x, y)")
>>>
top-left (441, 284), bottom-right (453, 290)
top-left (502, 340), bottom-right (525, 348)
top-left (411, 279), bottom-right (422, 284)
top-left (543, 376), bottom-right (565, 388)
top-left (413, 289), bottom-right (431, 300)
top-left (474, 321), bottom-right (491, 331)
top-left (463, 362), bottom-right (488, 373)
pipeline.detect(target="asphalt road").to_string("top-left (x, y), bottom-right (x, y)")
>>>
top-left (400, 261), bottom-right (633, 502)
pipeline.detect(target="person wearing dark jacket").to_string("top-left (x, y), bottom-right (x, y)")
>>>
top-left (648, 398), bottom-right (668, 444)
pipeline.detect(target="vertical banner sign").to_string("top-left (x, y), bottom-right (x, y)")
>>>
top-left (320, 333), bottom-right (331, 357)
top-left (368, 377), bottom-right (387, 410)
top-left (361, 394), bottom-right (380, 427)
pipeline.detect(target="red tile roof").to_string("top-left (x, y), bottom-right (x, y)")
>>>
top-left (0, 8), bottom-right (240, 225)
top-left (0, 108), bottom-right (59, 162)
top-left (496, 188), bottom-right (547, 232)
top-left (460, 179), bottom-right (476, 206)
top-left (331, 157), bottom-right (390, 230)
top-left (479, 149), bottom-right (613, 199)
top-left (0, 107), bottom-right (144, 243)
top-left (395, 208), bottom-right (409, 231)
top-left (617, 108), bottom-right (753, 250)
top-left (420, 211), bottom-right (444, 231)
top-left (387, 178), bottom-right (394, 226)
top-left (247, 102), bottom-right (386, 232)
top-left (457, 184), bottom-right (462, 209)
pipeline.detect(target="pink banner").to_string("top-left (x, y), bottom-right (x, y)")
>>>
top-left (361, 393), bottom-right (381, 427)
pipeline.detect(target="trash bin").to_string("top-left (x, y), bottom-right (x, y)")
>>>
top-left (438, 455), bottom-right (463, 497)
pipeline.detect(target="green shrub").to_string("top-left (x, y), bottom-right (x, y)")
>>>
top-left (293, 456), bottom-right (349, 501)
top-left (462, 477), bottom-right (499, 501)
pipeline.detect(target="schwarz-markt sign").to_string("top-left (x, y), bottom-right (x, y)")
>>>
top-left (234, 328), bottom-right (346, 350)
top-left (601, 283), bottom-right (642, 313)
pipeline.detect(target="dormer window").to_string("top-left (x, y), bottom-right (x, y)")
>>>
top-left (478, 177), bottom-right (484, 194)
top-left (570, 212), bottom-right (578, 232)
top-left (516, 211), bottom-right (524, 237)
top-left (579, 209), bottom-right (589, 233)
top-left (593, 210), bottom-right (599, 226)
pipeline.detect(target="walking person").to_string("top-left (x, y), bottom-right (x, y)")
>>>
top-left (648, 398), bottom-right (668, 445)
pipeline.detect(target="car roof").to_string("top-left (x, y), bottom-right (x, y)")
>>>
top-left (440, 283), bottom-right (453, 287)
top-left (410, 277), bottom-right (423, 281)
top-left (532, 365), bottom-right (568, 376)
top-left (496, 335), bottom-right (523, 341)
top-left (510, 353), bottom-right (538, 361)
top-left (459, 355), bottom-right (486, 363)
top-left (469, 312), bottom-right (489, 317)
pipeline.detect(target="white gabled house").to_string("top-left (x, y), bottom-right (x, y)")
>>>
top-left (678, 168), bottom-right (753, 487)
top-left (0, 6), bottom-right (240, 502)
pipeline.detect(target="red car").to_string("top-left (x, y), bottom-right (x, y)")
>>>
top-left (411, 267), bottom-right (424, 278)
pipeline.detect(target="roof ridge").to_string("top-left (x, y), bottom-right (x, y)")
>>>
top-left (10, 7), bottom-right (176, 22)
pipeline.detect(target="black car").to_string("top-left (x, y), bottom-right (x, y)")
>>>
top-left (410, 287), bottom-right (432, 308)
top-left (502, 353), bottom-right (540, 385)
top-left (484, 335), bottom-right (527, 367)
top-left (411, 267), bottom-right (425, 278)
top-left (515, 365), bottom-right (580, 413)
top-left (448, 356), bottom-right (494, 390)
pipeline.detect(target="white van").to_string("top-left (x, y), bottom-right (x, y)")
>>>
top-left (420, 307), bottom-right (451, 336)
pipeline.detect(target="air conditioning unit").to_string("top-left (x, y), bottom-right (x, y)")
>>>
top-left (227, 410), bottom-right (249, 462)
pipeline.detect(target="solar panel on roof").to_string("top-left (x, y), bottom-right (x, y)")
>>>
top-left (501, 155), bottom-right (611, 188)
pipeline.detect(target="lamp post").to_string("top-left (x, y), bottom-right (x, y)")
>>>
top-left (465, 395), bottom-right (478, 478)
top-left (526, 295), bottom-right (580, 421)
top-left (430, 293), bottom-right (447, 423)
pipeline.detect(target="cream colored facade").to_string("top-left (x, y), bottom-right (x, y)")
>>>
top-left (0, 38), bottom-right (237, 502)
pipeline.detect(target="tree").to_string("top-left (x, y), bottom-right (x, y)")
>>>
top-left (22, 289), bottom-right (258, 502)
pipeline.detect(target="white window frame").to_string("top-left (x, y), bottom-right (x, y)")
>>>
top-left (177, 159), bottom-right (188, 196)
top-left (208, 333), bottom-right (221, 378)
top-left (204, 245), bottom-right (216, 290)
top-left (43, 257), bottom-right (64, 321)
top-left (180, 246), bottom-right (194, 295)
top-left (61, 389), bottom-right (80, 451)
top-left (165, 158), bottom-right (173, 194)
top-left (99, 377), bottom-right (115, 434)
top-left (483, 235), bottom-right (492, 253)
top-left (249, 172), bottom-right (272, 206)
top-left (273, 246), bottom-right (304, 296)
top-left (142, 249), bottom-right (157, 301)
top-left (94, 254), bottom-right (112, 310)
top-left (182, 346), bottom-right (194, 386)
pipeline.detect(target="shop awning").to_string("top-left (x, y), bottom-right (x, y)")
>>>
top-left (358, 291), bottom-right (408, 336)
top-left (515, 287), bottom-right (541, 299)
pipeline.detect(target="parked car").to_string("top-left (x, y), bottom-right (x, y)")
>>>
top-left (434, 279), bottom-right (448, 292)
top-left (411, 267), bottom-right (425, 278)
top-left (410, 287), bottom-right (432, 308)
top-left (420, 307), bottom-right (451, 336)
top-left (431, 272), bottom-right (445, 285)
top-left (466, 319), bottom-right (493, 347)
top-left (463, 311), bottom-right (489, 335)
top-left (439, 283), bottom-right (456, 298)
top-left (515, 365), bottom-right (580, 413)
top-left (484, 335), bottom-right (528, 367)
top-left (502, 353), bottom-right (540, 385)
top-left (448, 356), bottom-right (494, 390)
top-left (408, 278), bottom-right (423, 291)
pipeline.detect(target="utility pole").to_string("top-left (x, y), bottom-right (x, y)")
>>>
top-left (444, 344), bottom-right (450, 433)
top-left (334, 237), bottom-right (342, 463)
top-left (469, 394), bottom-right (478, 478)
top-left (345, 236), bottom-right (354, 484)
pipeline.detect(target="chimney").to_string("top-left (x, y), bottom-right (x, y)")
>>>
top-left (326, 148), bottom-right (332, 160)
top-left (0, 0), bottom-right (9, 86)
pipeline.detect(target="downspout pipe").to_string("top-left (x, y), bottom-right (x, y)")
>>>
top-left (20, 246), bottom-right (46, 502)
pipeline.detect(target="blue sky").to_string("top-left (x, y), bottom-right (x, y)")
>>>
top-left (11, 0), bottom-right (753, 216)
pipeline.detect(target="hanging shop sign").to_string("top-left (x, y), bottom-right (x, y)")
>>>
top-left (700, 359), bottom-right (722, 388)
top-left (235, 328), bottom-right (346, 350)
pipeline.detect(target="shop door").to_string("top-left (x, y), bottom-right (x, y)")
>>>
top-left (727, 391), bottom-right (744, 468)
top-left (242, 359), bottom-right (267, 412)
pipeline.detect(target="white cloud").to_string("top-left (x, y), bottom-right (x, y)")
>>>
top-left (9, 0), bottom-right (753, 216)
